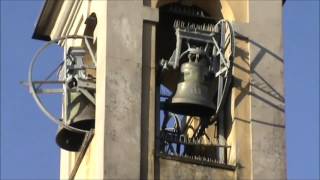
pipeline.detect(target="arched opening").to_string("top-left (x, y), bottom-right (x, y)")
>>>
top-left (155, 2), bottom-right (235, 169)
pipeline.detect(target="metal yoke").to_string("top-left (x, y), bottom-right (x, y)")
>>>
top-left (56, 47), bottom-right (96, 151)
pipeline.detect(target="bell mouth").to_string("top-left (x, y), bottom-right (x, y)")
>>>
top-left (166, 103), bottom-right (215, 117)
top-left (56, 119), bottom-right (95, 152)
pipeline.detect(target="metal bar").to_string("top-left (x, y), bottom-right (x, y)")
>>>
top-left (179, 30), bottom-right (214, 43)
top-left (217, 22), bottom-right (226, 164)
top-left (161, 138), bottom-right (231, 148)
top-left (158, 153), bottom-right (236, 171)
top-left (215, 66), bottom-right (228, 77)
top-left (155, 65), bottom-right (161, 178)
top-left (84, 36), bottom-right (97, 66)
top-left (62, 50), bottom-right (68, 125)
top-left (69, 129), bottom-right (94, 180)
top-left (78, 88), bottom-right (96, 105)
top-left (174, 29), bottom-right (182, 69)
top-left (76, 79), bottom-right (96, 90)
top-left (20, 80), bottom-right (65, 86)
top-left (158, 135), bottom-right (231, 148)
top-left (33, 80), bottom-right (65, 84)
top-left (159, 94), bottom-right (171, 98)
top-left (67, 65), bottom-right (96, 70)
top-left (35, 61), bottom-right (63, 90)
top-left (181, 116), bottom-right (193, 134)
top-left (34, 88), bottom-right (64, 94)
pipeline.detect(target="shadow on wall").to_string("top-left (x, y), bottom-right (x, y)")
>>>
top-left (234, 33), bottom-right (284, 110)
top-left (225, 33), bottom-right (285, 137)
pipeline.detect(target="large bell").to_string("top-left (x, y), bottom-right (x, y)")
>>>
top-left (56, 92), bottom-right (95, 151)
top-left (167, 61), bottom-right (217, 116)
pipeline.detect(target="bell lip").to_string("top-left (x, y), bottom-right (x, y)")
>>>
top-left (165, 102), bottom-right (215, 117)
top-left (56, 119), bottom-right (95, 152)
top-left (56, 129), bottom-right (84, 152)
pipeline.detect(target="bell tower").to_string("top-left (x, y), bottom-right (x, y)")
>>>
top-left (30, 0), bottom-right (286, 179)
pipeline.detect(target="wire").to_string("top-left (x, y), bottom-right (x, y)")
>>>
top-left (35, 61), bottom-right (64, 91)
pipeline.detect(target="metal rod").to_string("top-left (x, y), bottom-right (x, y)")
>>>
top-left (20, 80), bottom-right (65, 86)
top-left (217, 22), bottom-right (226, 164)
top-left (84, 36), bottom-right (97, 66)
top-left (34, 88), bottom-right (64, 94)
top-left (157, 153), bottom-right (236, 171)
top-left (174, 29), bottom-right (182, 69)
top-left (78, 88), bottom-right (96, 105)
top-left (69, 129), bottom-right (94, 180)
top-left (35, 61), bottom-right (64, 90)
top-left (179, 30), bottom-right (215, 43)
top-left (62, 45), bottom-right (68, 125)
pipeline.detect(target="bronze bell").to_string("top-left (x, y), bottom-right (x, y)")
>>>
top-left (56, 92), bottom-right (95, 151)
top-left (167, 60), bottom-right (217, 117)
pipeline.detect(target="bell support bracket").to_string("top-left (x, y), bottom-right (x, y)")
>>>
top-left (23, 35), bottom-right (97, 134)
top-left (160, 19), bottom-right (235, 123)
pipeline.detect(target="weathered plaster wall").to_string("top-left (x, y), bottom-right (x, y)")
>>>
top-left (248, 1), bottom-right (286, 178)
top-left (102, 1), bottom-right (157, 179)
top-left (51, 0), bottom-right (285, 179)
top-left (141, 22), bottom-right (157, 180)
top-left (50, 1), bottom-right (107, 179)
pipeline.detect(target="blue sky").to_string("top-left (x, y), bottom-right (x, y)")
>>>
top-left (1, 0), bottom-right (319, 179)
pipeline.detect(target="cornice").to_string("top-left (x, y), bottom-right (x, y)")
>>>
top-left (32, 0), bottom-right (64, 41)
top-left (32, 0), bottom-right (83, 41)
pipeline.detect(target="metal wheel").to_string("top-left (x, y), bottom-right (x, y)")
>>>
top-left (27, 35), bottom-right (96, 134)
